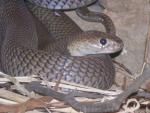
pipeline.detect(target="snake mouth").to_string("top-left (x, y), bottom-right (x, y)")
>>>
top-left (112, 41), bottom-right (124, 52)
top-left (108, 41), bottom-right (124, 54)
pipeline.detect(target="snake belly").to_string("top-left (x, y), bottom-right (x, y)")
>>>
top-left (0, 0), bottom-right (115, 89)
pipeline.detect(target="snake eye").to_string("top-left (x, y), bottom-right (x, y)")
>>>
top-left (100, 38), bottom-right (107, 45)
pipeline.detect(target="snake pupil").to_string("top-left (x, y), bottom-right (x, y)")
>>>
top-left (100, 38), bottom-right (107, 45)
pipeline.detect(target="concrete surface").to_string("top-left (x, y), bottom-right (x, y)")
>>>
top-left (66, 0), bottom-right (150, 75)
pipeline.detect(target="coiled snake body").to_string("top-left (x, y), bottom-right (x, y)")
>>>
top-left (0, 0), bottom-right (123, 89)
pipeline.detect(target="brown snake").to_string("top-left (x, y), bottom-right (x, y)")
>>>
top-left (0, 0), bottom-right (123, 90)
top-left (27, 0), bottom-right (97, 10)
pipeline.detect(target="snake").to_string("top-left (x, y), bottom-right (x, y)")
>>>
top-left (27, 0), bottom-right (97, 10)
top-left (0, 0), bottom-right (123, 90)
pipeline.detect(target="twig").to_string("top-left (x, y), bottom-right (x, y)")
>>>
top-left (139, 15), bottom-right (150, 75)
top-left (0, 96), bottom-right (53, 113)
top-left (26, 110), bottom-right (46, 113)
top-left (0, 72), bottom-right (33, 97)
top-left (0, 89), bottom-right (29, 103)
top-left (0, 76), bottom-right (38, 83)
top-left (113, 60), bottom-right (133, 75)
top-left (0, 98), bottom-right (18, 105)
top-left (57, 80), bottom-right (122, 95)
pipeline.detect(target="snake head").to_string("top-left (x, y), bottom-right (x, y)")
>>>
top-left (67, 31), bottom-right (124, 56)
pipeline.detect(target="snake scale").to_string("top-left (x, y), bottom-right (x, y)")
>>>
top-left (27, 0), bottom-right (97, 10)
top-left (0, 0), bottom-right (123, 90)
